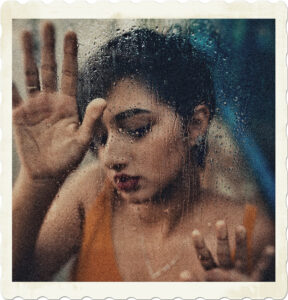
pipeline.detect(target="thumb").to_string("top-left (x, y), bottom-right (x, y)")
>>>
top-left (78, 98), bottom-right (107, 145)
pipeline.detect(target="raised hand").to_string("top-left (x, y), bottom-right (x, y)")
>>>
top-left (13, 23), bottom-right (106, 182)
top-left (190, 220), bottom-right (274, 281)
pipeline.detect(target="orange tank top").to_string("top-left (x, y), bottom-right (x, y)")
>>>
top-left (72, 182), bottom-right (257, 281)
top-left (72, 180), bottom-right (122, 281)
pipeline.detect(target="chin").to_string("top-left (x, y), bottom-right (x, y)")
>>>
top-left (118, 187), bottom-right (155, 205)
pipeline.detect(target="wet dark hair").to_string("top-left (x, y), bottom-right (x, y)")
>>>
top-left (77, 28), bottom-right (215, 166)
top-left (77, 28), bottom-right (215, 121)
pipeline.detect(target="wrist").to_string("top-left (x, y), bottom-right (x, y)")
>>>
top-left (13, 168), bottom-right (64, 212)
top-left (18, 167), bottom-right (66, 188)
top-left (15, 168), bottom-right (63, 198)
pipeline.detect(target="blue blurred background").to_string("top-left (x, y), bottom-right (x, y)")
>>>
top-left (180, 19), bottom-right (275, 215)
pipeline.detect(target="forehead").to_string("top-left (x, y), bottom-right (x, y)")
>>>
top-left (102, 79), bottom-right (167, 123)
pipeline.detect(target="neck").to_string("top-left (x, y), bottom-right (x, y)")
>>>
top-left (117, 165), bottom-right (200, 236)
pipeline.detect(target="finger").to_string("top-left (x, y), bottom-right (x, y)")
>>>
top-left (78, 98), bottom-right (107, 145)
top-left (234, 225), bottom-right (247, 273)
top-left (251, 245), bottom-right (275, 281)
top-left (22, 31), bottom-right (40, 96)
top-left (192, 229), bottom-right (217, 271)
top-left (179, 270), bottom-right (192, 281)
top-left (61, 31), bottom-right (78, 97)
top-left (216, 220), bottom-right (233, 269)
top-left (12, 83), bottom-right (23, 109)
top-left (41, 22), bottom-right (57, 92)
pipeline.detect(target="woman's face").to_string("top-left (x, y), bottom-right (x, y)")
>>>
top-left (95, 79), bottom-right (188, 204)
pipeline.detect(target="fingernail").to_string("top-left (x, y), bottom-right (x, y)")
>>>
top-left (64, 32), bottom-right (78, 53)
top-left (42, 22), bottom-right (54, 35)
top-left (191, 229), bottom-right (200, 239)
top-left (22, 31), bottom-right (33, 50)
top-left (235, 225), bottom-right (246, 241)
top-left (179, 270), bottom-right (192, 281)
top-left (92, 98), bottom-right (107, 106)
top-left (216, 220), bottom-right (227, 240)
top-left (192, 229), bottom-right (204, 247)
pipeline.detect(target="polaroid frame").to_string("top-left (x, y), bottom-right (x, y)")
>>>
top-left (1, 1), bottom-right (287, 299)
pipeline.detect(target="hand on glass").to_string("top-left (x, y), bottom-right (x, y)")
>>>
top-left (13, 23), bottom-right (106, 181)
top-left (180, 220), bottom-right (274, 281)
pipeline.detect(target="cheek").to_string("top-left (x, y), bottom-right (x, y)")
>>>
top-left (138, 133), bottom-right (186, 178)
top-left (161, 139), bottom-right (185, 171)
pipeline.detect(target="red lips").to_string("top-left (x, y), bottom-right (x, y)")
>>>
top-left (114, 174), bottom-right (140, 192)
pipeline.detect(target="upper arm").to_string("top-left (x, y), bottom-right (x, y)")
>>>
top-left (33, 162), bottom-right (105, 280)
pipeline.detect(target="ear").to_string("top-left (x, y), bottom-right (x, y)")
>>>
top-left (188, 104), bottom-right (210, 147)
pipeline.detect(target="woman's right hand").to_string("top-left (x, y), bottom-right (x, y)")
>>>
top-left (13, 22), bottom-right (106, 182)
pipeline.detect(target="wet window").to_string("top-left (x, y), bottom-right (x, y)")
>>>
top-left (12, 19), bottom-right (275, 282)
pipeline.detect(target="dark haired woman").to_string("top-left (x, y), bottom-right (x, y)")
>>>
top-left (12, 23), bottom-right (274, 282)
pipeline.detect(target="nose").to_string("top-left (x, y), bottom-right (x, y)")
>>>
top-left (109, 163), bottom-right (126, 172)
top-left (102, 133), bottom-right (129, 172)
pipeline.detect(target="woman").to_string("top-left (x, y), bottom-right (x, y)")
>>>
top-left (12, 22), bottom-right (274, 281)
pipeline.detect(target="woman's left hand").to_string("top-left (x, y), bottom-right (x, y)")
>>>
top-left (181, 221), bottom-right (274, 281)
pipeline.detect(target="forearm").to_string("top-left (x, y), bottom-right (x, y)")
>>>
top-left (12, 168), bottom-right (62, 281)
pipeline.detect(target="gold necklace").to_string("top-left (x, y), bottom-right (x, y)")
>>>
top-left (140, 234), bottom-right (181, 280)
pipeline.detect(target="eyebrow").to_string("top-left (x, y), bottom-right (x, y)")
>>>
top-left (114, 108), bottom-right (151, 122)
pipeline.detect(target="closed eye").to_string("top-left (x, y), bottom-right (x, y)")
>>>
top-left (91, 122), bottom-right (153, 151)
top-left (126, 123), bottom-right (152, 139)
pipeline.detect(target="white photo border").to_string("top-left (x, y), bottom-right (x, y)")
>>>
top-left (1, 1), bottom-right (287, 299)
